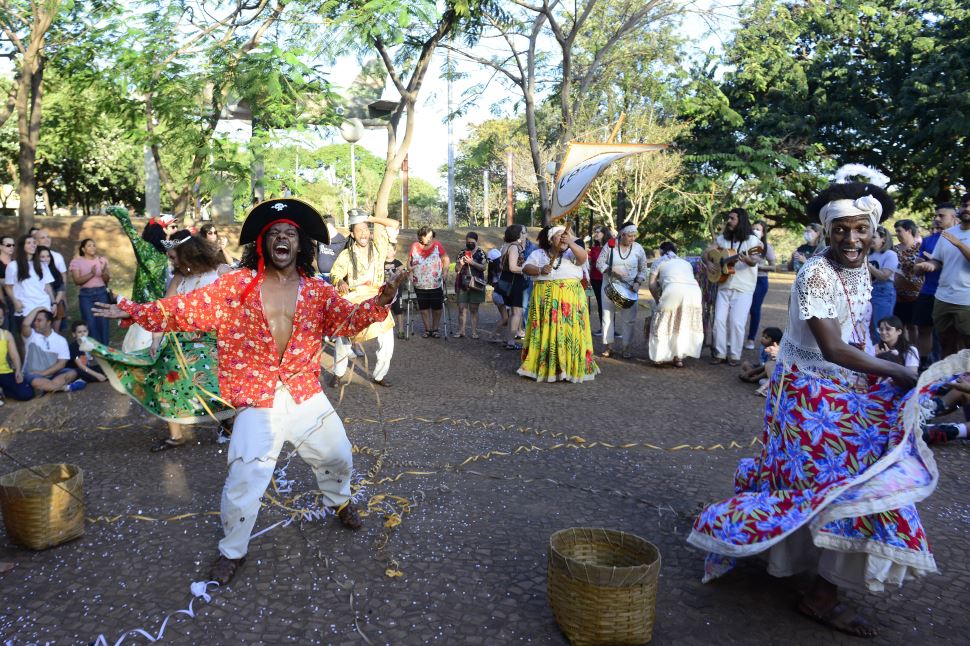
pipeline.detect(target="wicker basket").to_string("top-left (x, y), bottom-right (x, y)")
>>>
top-left (548, 527), bottom-right (661, 645)
top-left (0, 463), bottom-right (85, 550)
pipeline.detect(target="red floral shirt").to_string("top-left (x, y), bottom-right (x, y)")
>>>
top-left (118, 269), bottom-right (389, 409)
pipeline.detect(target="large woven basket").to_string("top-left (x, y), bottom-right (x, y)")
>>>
top-left (0, 463), bottom-right (85, 550)
top-left (548, 527), bottom-right (661, 645)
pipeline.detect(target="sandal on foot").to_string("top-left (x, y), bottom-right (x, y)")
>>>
top-left (151, 437), bottom-right (187, 453)
top-left (422, 331), bottom-right (431, 338)
top-left (797, 599), bottom-right (878, 638)
top-left (209, 554), bottom-right (245, 586)
top-left (709, 357), bottom-right (725, 365)
top-left (334, 502), bottom-right (363, 530)
top-left (453, 332), bottom-right (465, 338)
top-left (430, 330), bottom-right (441, 338)
top-left (505, 342), bottom-right (522, 351)
top-left (727, 359), bottom-right (741, 367)
top-left (601, 348), bottom-right (613, 358)
top-left (673, 359), bottom-right (684, 368)
top-left (470, 333), bottom-right (480, 340)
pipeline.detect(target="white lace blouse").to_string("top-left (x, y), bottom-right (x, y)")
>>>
top-left (779, 251), bottom-right (873, 379)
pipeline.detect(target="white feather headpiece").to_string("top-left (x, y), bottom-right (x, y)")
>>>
top-left (834, 163), bottom-right (889, 188)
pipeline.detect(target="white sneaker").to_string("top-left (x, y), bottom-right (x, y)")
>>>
top-left (743, 340), bottom-right (756, 350)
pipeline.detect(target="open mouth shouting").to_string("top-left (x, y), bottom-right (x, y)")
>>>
top-left (272, 239), bottom-right (292, 263)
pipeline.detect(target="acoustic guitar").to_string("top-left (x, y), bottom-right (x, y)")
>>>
top-left (706, 245), bottom-right (765, 284)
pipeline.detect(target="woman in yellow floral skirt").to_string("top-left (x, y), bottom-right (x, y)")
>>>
top-left (517, 225), bottom-right (599, 383)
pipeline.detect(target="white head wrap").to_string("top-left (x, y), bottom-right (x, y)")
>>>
top-left (818, 195), bottom-right (883, 233)
top-left (548, 225), bottom-right (566, 240)
top-left (619, 224), bottom-right (637, 236)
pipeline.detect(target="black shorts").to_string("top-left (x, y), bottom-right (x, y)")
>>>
top-left (912, 293), bottom-right (936, 328)
top-left (415, 287), bottom-right (443, 311)
top-left (893, 299), bottom-right (917, 325)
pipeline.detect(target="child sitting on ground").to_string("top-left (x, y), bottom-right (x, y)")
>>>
top-left (69, 321), bottom-right (107, 383)
top-left (738, 327), bottom-right (782, 396)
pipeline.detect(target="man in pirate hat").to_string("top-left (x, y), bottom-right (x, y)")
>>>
top-left (329, 208), bottom-right (401, 387)
top-left (94, 198), bottom-right (407, 585)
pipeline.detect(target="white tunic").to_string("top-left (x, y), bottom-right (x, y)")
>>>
top-left (779, 251), bottom-right (873, 382)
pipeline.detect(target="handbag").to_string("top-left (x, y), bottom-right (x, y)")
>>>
top-left (468, 275), bottom-right (487, 291)
top-left (54, 300), bottom-right (66, 319)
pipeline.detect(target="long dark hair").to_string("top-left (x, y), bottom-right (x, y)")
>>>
top-left (240, 226), bottom-right (316, 277)
top-left (344, 224), bottom-right (375, 282)
top-left (36, 246), bottom-right (62, 287)
top-left (876, 315), bottom-right (913, 366)
top-left (142, 221), bottom-right (167, 253)
top-left (594, 225), bottom-right (613, 247)
top-left (15, 234), bottom-right (41, 282)
top-left (725, 207), bottom-right (754, 243)
top-left (78, 238), bottom-right (94, 257)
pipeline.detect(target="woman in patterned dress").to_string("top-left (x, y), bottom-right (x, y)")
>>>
top-left (517, 224), bottom-right (598, 383)
top-left (85, 232), bottom-right (232, 451)
top-left (688, 181), bottom-right (965, 638)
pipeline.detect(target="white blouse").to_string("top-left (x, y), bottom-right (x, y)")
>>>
top-left (524, 248), bottom-right (585, 281)
top-left (595, 242), bottom-right (648, 285)
top-left (779, 251), bottom-right (873, 380)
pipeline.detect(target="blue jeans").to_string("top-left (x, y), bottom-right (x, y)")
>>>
top-left (0, 371), bottom-right (34, 400)
top-left (870, 281), bottom-right (896, 342)
top-left (522, 280), bottom-right (534, 323)
top-left (79, 286), bottom-right (111, 345)
top-left (747, 274), bottom-right (769, 341)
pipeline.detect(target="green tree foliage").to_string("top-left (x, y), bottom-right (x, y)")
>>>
top-left (683, 0), bottom-right (970, 230)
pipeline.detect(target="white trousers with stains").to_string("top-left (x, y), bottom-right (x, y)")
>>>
top-left (218, 384), bottom-right (352, 559)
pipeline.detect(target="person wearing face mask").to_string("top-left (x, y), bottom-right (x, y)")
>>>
top-left (328, 208), bottom-right (401, 387)
top-left (744, 221), bottom-right (776, 350)
top-left (689, 180), bottom-right (959, 640)
top-left (453, 232), bottom-right (487, 339)
top-left (789, 223), bottom-right (823, 272)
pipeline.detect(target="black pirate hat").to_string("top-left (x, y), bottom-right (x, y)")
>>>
top-left (239, 197), bottom-right (329, 246)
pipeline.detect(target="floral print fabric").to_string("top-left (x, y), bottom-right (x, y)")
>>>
top-left (107, 206), bottom-right (168, 303)
top-left (687, 360), bottom-right (951, 591)
top-left (119, 270), bottom-right (390, 408)
top-left (517, 278), bottom-right (598, 383)
top-left (87, 332), bottom-right (230, 424)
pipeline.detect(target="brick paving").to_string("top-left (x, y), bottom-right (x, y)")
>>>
top-left (1, 277), bottom-right (969, 644)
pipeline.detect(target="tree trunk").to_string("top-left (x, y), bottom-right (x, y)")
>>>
top-left (16, 56), bottom-right (44, 233)
top-left (373, 120), bottom-right (402, 218)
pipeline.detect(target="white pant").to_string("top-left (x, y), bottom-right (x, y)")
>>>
top-left (601, 285), bottom-right (638, 349)
top-left (333, 328), bottom-right (394, 381)
top-left (218, 386), bottom-right (353, 559)
top-left (712, 288), bottom-right (754, 360)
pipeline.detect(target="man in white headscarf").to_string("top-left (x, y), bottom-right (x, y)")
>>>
top-left (329, 208), bottom-right (401, 387)
top-left (688, 180), bottom-right (962, 639)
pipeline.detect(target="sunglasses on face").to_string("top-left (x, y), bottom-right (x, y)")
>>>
top-left (1, 243), bottom-right (12, 248)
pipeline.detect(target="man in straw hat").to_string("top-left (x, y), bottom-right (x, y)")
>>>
top-left (687, 176), bottom-right (962, 638)
top-left (328, 207), bottom-right (401, 387)
top-left (94, 198), bottom-right (408, 585)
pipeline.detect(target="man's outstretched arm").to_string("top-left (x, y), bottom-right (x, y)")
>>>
top-left (93, 276), bottom-right (226, 333)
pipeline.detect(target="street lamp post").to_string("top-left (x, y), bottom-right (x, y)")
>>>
top-left (340, 119), bottom-right (363, 213)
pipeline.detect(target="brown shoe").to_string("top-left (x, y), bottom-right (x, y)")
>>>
top-left (334, 502), bottom-right (363, 530)
top-left (209, 554), bottom-right (245, 586)
top-left (328, 372), bottom-right (349, 388)
top-left (372, 378), bottom-right (391, 388)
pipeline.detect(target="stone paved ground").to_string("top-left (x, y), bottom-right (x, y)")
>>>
top-left (1, 277), bottom-right (969, 645)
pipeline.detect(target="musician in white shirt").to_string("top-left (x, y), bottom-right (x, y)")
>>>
top-left (703, 207), bottom-right (762, 365)
top-left (595, 221), bottom-right (648, 359)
